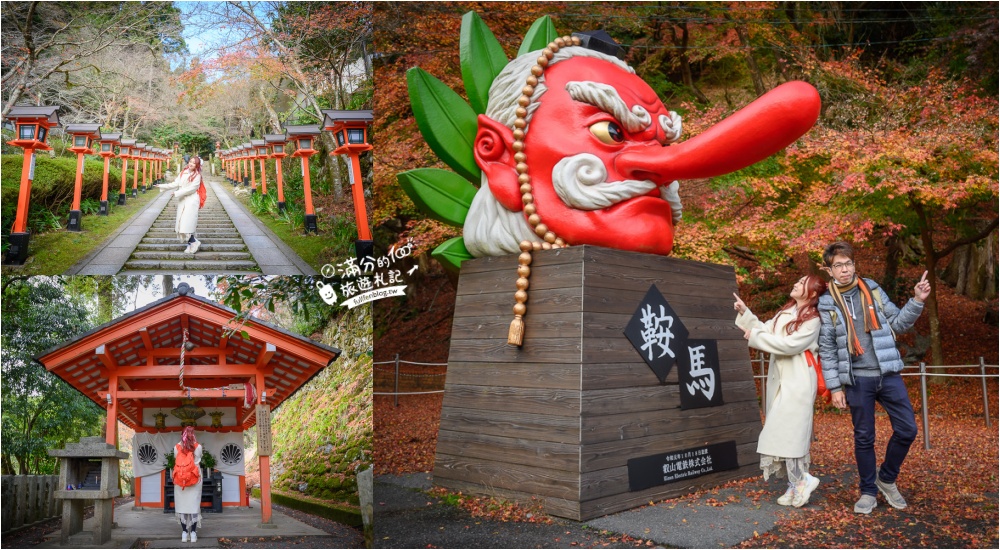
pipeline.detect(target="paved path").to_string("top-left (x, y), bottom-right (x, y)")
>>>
top-left (375, 472), bottom-right (818, 549)
top-left (66, 176), bottom-right (316, 275)
top-left (35, 500), bottom-right (332, 549)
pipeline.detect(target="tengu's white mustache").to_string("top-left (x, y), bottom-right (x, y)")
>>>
top-left (553, 153), bottom-right (657, 210)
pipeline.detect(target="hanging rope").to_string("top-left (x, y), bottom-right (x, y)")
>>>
top-left (179, 328), bottom-right (189, 388)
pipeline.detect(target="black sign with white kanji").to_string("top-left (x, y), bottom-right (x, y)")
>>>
top-left (623, 285), bottom-right (689, 384)
top-left (627, 440), bottom-right (740, 491)
top-left (677, 339), bottom-right (724, 409)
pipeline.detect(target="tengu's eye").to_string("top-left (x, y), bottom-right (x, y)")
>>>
top-left (589, 121), bottom-right (625, 144)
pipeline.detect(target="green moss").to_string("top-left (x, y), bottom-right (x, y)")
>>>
top-left (251, 488), bottom-right (361, 526)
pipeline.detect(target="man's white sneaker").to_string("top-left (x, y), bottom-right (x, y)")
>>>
top-left (854, 494), bottom-right (878, 514)
top-left (875, 477), bottom-right (908, 509)
top-left (181, 531), bottom-right (189, 543)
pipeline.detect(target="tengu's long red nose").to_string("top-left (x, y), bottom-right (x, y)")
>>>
top-left (617, 81), bottom-right (821, 182)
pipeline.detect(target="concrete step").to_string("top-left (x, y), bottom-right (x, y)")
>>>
top-left (124, 259), bottom-right (260, 271)
top-left (136, 243), bottom-right (248, 252)
top-left (141, 237), bottom-right (245, 245)
top-left (151, 223), bottom-right (235, 229)
top-left (145, 230), bottom-right (239, 237)
top-left (130, 251), bottom-right (254, 261)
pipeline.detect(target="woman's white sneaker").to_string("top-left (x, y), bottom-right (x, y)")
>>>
top-left (792, 473), bottom-right (820, 507)
top-left (777, 484), bottom-right (795, 506)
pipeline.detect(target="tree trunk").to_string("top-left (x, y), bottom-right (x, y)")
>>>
top-left (734, 24), bottom-right (766, 96)
top-left (882, 234), bottom-right (902, 301)
top-left (942, 224), bottom-right (998, 301)
top-left (913, 201), bottom-right (944, 369)
top-left (677, 21), bottom-right (710, 103)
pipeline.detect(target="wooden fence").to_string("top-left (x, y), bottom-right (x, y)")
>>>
top-left (1, 475), bottom-right (61, 534)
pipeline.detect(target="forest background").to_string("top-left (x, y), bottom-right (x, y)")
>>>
top-left (1, 1), bottom-right (372, 268)
top-left (373, 1), bottom-right (999, 367)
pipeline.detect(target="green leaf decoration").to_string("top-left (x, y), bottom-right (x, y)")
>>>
top-left (432, 237), bottom-right (474, 274)
top-left (406, 67), bottom-right (482, 183)
top-left (460, 11), bottom-right (509, 115)
top-left (397, 168), bottom-right (477, 227)
top-left (518, 15), bottom-right (559, 56)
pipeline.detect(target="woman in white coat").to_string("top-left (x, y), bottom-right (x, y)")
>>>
top-left (156, 156), bottom-right (206, 254)
top-left (734, 274), bottom-right (827, 508)
top-left (172, 426), bottom-right (204, 542)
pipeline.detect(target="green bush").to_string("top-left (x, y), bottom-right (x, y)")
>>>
top-left (1, 154), bottom-right (124, 237)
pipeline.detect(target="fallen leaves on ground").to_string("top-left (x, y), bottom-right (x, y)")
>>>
top-left (375, 378), bottom-right (998, 548)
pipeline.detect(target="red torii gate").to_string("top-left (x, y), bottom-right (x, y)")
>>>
top-left (35, 283), bottom-right (341, 525)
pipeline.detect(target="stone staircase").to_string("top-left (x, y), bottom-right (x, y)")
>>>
top-left (120, 182), bottom-right (260, 274)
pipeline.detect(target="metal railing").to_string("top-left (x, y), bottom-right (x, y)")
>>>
top-left (752, 354), bottom-right (998, 449)
top-left (373, 354), bottom-right (447, 406)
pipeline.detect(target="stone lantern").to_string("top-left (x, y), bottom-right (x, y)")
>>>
top-left (48, 436), bottom-right (128, 545)
top-left (284, 124), bottom-right (322, 233)
top-left (96, 132), bottom-right (121, 215)
top-left (3, 105), bottom-right (61, 265)
top-left (64, 123), bottom-right (102, 232)
top-left (323, 109), bottom-right (374, 260)
top-left (265, 133), bottom-right (289, 212)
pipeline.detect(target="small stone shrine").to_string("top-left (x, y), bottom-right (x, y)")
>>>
top-left (48, 436), bottom-right (128, 545)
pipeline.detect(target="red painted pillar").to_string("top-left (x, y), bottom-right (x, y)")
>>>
top-left (12, 150), bottom-right (35, 234)
top-left (275, 159), bottom-right (285, 208)
top-left (259, 158), bottom-right (268, 195)
top-left (100, 155), bottom-right (111, 211)
top-left (347, 152), bottom-right (372, 241)
top-left (118, 158), bottom-right (129, 205)
top-left (132, 157), bottom-right (139, 196)
top-left (105, 375), bottom-right (118, 446)
top-left (67, 150), bottom-right (86, 231)
top-left (301, 155), bottom-right (317, 233)
top-left (250, 155), bottom-right (257, 193)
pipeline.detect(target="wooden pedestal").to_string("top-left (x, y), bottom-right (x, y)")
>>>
top-left (433, 245), bottom-right (763, 521)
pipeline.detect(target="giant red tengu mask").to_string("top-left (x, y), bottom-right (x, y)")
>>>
top-left (466, 47), bottom-right (820, 257)
top-left (398, 17), bottom-right (821, 267)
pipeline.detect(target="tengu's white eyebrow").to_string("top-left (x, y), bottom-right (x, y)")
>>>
top-left (565, 81), bottom-right (651, 132)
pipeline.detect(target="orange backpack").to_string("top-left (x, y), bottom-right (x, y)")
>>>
top-left (804, 350), bottom-right (831, 404)
top-left (172, 445), bottom-right (201, 487)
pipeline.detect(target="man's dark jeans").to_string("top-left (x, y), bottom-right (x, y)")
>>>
top-left (844, 372), bottom-right (918, 496)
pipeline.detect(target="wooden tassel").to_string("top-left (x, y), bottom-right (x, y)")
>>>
top-left (508, 315), bottom-right (525, 346)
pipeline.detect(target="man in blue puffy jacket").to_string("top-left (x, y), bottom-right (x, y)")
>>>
top-left (818, 241), bottom-right (931, 514)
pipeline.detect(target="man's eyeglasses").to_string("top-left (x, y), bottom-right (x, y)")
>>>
top-left (831, 261), bottom-right (855, 271)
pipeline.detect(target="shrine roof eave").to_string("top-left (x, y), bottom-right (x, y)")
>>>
top-left (32, 286), bottom-right (342, 431)
top-left (33, 288), bottom-right (341, 365)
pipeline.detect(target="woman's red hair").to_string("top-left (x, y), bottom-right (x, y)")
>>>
top-left (180, 425), bottom-right (198, 452)
top-left (187, 157), bottom-right (202, 182)
top-left (780, 274), bottom-right (828, 335)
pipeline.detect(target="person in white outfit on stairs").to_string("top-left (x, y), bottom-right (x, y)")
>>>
top-left (734, 274), bottom-right (828, 508)
top-left (156, 156), bottom-right (206, 254)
